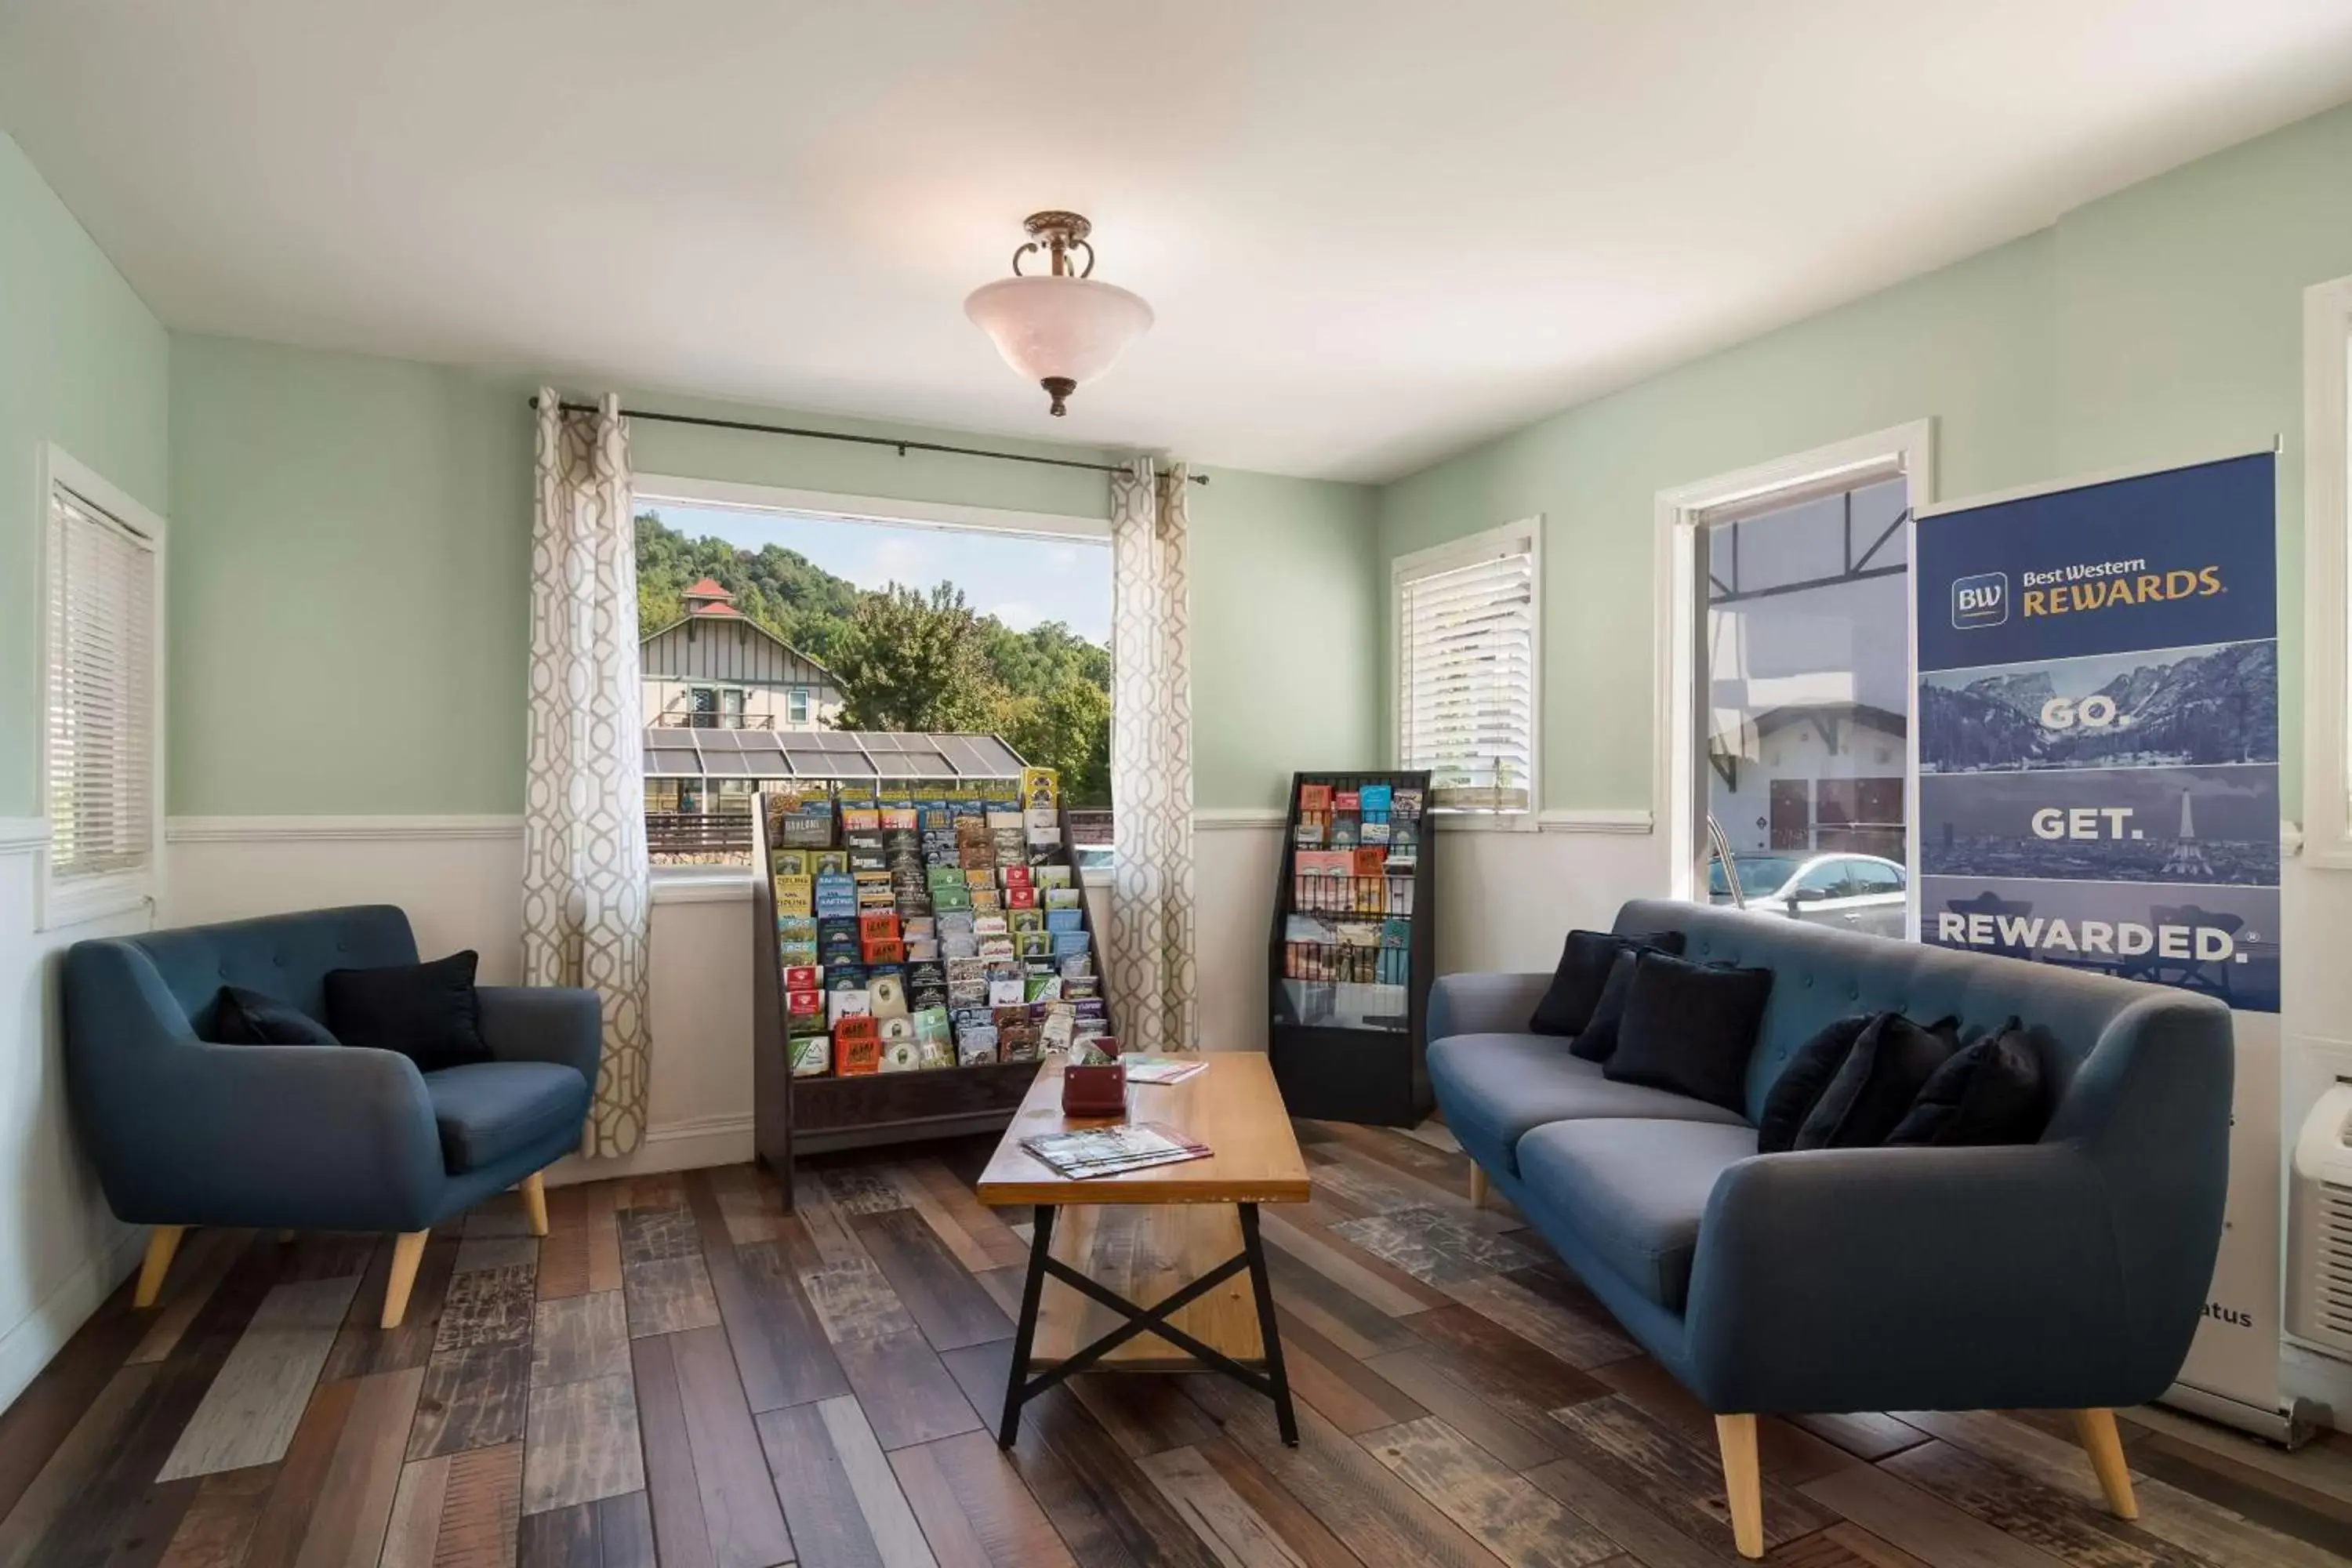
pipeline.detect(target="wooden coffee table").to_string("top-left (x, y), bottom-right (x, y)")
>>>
top-left (975, 1053), bottom-right (1311, 1446)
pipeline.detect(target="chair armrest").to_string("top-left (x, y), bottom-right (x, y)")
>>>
top-left (1427, 971), bottom-right (1552, 1042)
top-left (1680, 1142), bottom-right (2187, 1414)
top-left (125, 1044), bottom-right (447, 1232)
top-left (478, 985), bottom-right (604, 1087)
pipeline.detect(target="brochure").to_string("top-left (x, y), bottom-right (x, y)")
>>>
top-left (1019, 1122), bottom-right (1212, 1180)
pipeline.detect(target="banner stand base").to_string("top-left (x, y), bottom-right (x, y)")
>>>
top-left (2161, 1381), bottom-right (2318, 1449)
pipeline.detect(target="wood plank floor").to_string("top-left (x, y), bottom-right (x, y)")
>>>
top-left (7, 1118), bottom-right (2352, 1567)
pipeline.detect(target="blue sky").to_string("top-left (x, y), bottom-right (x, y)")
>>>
top-left (643, 503), bottom-right (1113, 646)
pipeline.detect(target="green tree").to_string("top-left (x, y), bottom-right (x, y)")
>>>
top-left (1006, 677), bottom-right (1112, 806)
top-left (830, 583), bottom-right (1013, 733)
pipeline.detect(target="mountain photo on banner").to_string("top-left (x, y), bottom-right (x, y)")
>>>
top-left (1919, 640), bottom-right (2278, 774)
top-left (636, 504), bottom-right (1112, 805)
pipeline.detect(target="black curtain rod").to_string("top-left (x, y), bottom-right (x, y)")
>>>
top-left (532, 397), bottom-right (1208, 485)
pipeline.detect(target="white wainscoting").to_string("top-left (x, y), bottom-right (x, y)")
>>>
top-left (154, 814), bottom-right (1311, 1189)
top-left (0, 820), bottom-right (149, 1417)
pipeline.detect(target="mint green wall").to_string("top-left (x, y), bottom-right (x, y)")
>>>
top-left (1189, 468), bottom-right (1383, 808)
top-left (0, 129), bottom-right (170, 817)
top-left (166, 338), bottom-right (1376, 815)
top-left (169, 338), bottom-right (534, 815)
top-left (1379, 100), bottom-right (2352, 818)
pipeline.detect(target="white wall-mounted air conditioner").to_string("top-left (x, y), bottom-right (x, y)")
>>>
top-left (2286, 1082), bottom-right (2352, 1360)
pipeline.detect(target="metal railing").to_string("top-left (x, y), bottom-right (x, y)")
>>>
top-left (648, 712), bottom-right (779, 730)
top-left (646, 811), bottom-right (755, 863)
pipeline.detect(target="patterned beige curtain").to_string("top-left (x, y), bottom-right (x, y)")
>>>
top-left (1107, 458), bottom-right (1199, 1052)
top-left (524, 390), bottom-right (653, 1156)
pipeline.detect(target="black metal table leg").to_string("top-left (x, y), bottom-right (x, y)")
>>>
top-left (999, 1204), bottom-right (1056, 1446)
top-left (994, 1201), bottom-right (1296, 1449)
top-left (1238, 1203), bottom-right (1298, 1446)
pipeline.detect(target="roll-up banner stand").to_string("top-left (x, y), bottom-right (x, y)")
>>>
top-left (1914, 448), bottom-right (2306, 1442)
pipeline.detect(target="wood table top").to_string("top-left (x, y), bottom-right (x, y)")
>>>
top-left (974, 1053), bottom-right (1311, 1207)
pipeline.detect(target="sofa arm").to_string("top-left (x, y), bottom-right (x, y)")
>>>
top-left (122, 1044), bottom-right (448, 1232)
top-left (479, 985), bottom-right (604, 1087)
top-left (1680, 1142), bottom-right (2188, 1414)
top-left (1427, 971), bottom-right (1552, 1042)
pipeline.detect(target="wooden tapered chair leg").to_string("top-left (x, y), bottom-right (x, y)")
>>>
top-left (520, 1171), bottom-right (550, 1237)
top-left (135, 1225), bottom-right (185, 1308)
top-left (2073, 1408), bottom-right (2138, 1519)
top-left (1469, 1166), bottom-right (1489, 1208)
top-left (382, 1230), bottom-right (430, 1329)
top-left (1716, 1413), bottom-right (1764, 1559)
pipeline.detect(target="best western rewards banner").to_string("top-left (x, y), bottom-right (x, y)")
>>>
top-left (1915, 450), bottom-right (2282, 1425)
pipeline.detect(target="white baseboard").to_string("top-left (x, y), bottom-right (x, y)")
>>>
top-left (0, 1221), bottom-right (143, 1416)
top-left (543, 1113), bottom-right (756, 1186)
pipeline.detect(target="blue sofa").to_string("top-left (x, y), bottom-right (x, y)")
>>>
top-left (1429, 898), bottom-right (2231, 1558)
top-left (64, 905), bottom-right (601, 1327)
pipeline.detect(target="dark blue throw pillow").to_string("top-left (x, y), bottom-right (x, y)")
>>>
top-left (1756, 1013), bottom-right (1875, 1154)
top-left (1600, 950), bottom-right (1775, 1112)
top-left (1795, 1011), bottom-right (1962, 1149)
top-left (1566, 947), bottom-right (1642, 1062)
top-left (325, 950), bottom-right (489, 1073)
top-left (1531, 927), bottom-right (1687, 1038)
top-left (1887, 1024), bottom-right (2047, 1147)
top-left (209, 985), bottom-right (340, 1047)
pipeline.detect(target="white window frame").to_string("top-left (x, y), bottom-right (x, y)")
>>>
top-left (1653, 419), bottom-right (1934, 908)
top-left (1392, 517), bottom-right (1544, 831)
top-left (37, 444), bottom-right (168, 931)
top-left (788, 686), bottom-right (811, 725)
top-left (2303, 274), bottom-right (2352, 868)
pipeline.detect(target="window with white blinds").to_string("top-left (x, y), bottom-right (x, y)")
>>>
top-left (1395, 521), bottom-right (1540, 815)
top-left (44, 480), bottom-right (160, 913)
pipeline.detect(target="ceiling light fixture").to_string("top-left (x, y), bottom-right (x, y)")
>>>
top-left (964, 212), bottom-right (1153, 417)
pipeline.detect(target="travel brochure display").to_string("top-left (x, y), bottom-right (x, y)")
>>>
top-left (1913, 448), bottom-right (2285, 1432)
top-left (1266, 771), bottom-right (1438, 1125)
top-left (764, 765), bottom-right (1113, 1079)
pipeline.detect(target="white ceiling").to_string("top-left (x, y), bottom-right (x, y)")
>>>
top-left (6, 2), bottom-right (2352, 482)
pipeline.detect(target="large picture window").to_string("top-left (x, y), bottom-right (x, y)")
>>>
top-left (634, 481), bottom-right (1112, 866)
top-left (1393, 519), bottom-right (1541, 819)
top-left (40, 450), bottom-right (165, 928)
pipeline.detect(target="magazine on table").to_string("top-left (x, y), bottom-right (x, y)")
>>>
top-left (1020, 1121), bottom-right (1212, 1179)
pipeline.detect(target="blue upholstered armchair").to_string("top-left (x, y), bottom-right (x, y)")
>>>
top-left (64, 905), bottom-right (601, 1327)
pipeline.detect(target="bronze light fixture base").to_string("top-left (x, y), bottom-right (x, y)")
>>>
top-left (1014, 212), bottom-right (1095, 278)
top-left (1041, 376), bottom-right (1077, 417)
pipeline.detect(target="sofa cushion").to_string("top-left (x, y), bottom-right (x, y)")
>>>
top-left (209, 985), bottom-right (341, 1047)
top-left (1428, 1033), bottom-right (1748, 1174)
top-left (1568, 949), bottom-right (1642, 1062)
top-left (1756, 1014), bottom-right (1874, 1153)
top-left (1796, 1011), bottom-right (1961, 1149)
top-left (327, 951), bottom-right (491, 1073)
top-left (423, 1061), bottom-right (590, 1173)
top-left (1602, 953), bottom-right (1774, 1112)
top-left (1531, 928), bottom-right (1686, 1037)
top-left (1516, 1118), bottom-right (1758, 1313)
top-left (1888, 1023), bottom-right (2047, 1147)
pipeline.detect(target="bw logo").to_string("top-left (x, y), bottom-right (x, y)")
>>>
top-left (1952, 572), bottom-right (2008, 630)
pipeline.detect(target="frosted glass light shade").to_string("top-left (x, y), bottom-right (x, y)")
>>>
top-left (964, 275), bottom-right (1154, 388)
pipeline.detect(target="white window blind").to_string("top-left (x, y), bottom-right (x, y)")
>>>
top-left (1398, 526), bottom-right (1537, 814)
top-left (46, 485), bottom-right (158, 887)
